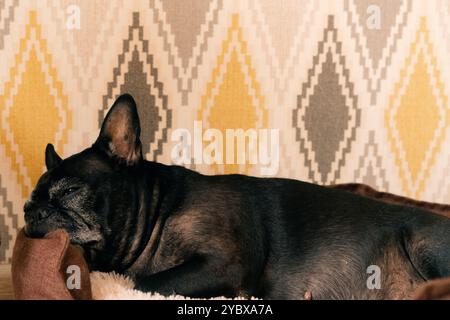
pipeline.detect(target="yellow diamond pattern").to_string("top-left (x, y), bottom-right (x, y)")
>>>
top-left (198, 14), bottom-right (268, 174)
top-left (0, 11), bottom-right (71, 197)
top-left (395, 52), bottom-right (440, 182)
top-left (386, 18), bottom-right (449, 198)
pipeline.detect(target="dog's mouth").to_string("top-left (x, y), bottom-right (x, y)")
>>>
top-left (23, 224), bottom-right (39, 238)
top-left (24, 211), bottom-right (74, 239)
top-left (24, 222), bottom-right (103, 249)
top-left (23, 207), bottom-right (105, 249)
top-left (24, 220), bottom-right (60, 238)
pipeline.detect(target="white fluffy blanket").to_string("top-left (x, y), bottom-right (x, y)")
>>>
top-left (90, 272), bottom-right (252, 300)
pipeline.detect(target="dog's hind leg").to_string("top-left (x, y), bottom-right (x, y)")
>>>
top-left (403, 213), bottom-right (450, 280)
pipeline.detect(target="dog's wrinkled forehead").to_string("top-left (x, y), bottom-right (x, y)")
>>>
top-left (30, 178), bottom-right (72, 204)
top-left (31, 172), bottom-right (74, 199)
top-left (33, 150), bottom-right (111, 196)
top-left (48, 177), bottom-right (81, 193)
top-left (61, 150), bottom-right (113, 177)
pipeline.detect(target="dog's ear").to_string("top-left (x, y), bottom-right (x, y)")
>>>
top-left (45, 143), bottom-right (62, 170)
top-left (94, 94), bottom-right (142, 165)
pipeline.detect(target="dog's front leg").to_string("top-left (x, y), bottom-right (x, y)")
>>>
top-left (133, 256), bottom-right (245, 298)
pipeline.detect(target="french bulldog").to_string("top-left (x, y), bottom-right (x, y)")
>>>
top-left (24, 94), bottom-right (450, 299)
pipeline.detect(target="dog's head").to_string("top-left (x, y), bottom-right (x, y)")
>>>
top-left (24, 94), bottom-right (143, 248)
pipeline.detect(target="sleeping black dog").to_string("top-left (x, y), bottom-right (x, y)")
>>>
top-left (24, 94), bottom-right (450, 299)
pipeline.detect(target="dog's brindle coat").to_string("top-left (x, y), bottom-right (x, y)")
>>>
top-left (24, 94), bottom-right (450, 299)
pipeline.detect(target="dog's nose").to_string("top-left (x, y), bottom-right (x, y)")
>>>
top-left (24, 203), bottom-right (50, 223)
top-left (23, 201), bottom-right (34, 213)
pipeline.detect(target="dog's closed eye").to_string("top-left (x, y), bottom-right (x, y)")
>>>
top-left (61, 187), bottom-right (80, 198)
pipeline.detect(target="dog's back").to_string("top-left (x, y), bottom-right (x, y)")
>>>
top-left (171, 172), bottom-right (450, 299)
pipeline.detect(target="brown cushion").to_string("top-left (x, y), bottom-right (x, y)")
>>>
top-left (413, 277), bottom-right (450, 300)
top-left (11, 228), bottom-right (92, 300)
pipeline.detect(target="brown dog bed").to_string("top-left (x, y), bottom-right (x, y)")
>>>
top-left (9, 183), bottom-right (450, 300)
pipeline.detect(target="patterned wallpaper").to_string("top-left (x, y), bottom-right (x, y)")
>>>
top-left (1, 0), bottom-right (450, 262)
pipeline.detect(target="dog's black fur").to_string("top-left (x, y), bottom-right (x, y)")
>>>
top-left (24, 94), bottom-right (450, 299)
